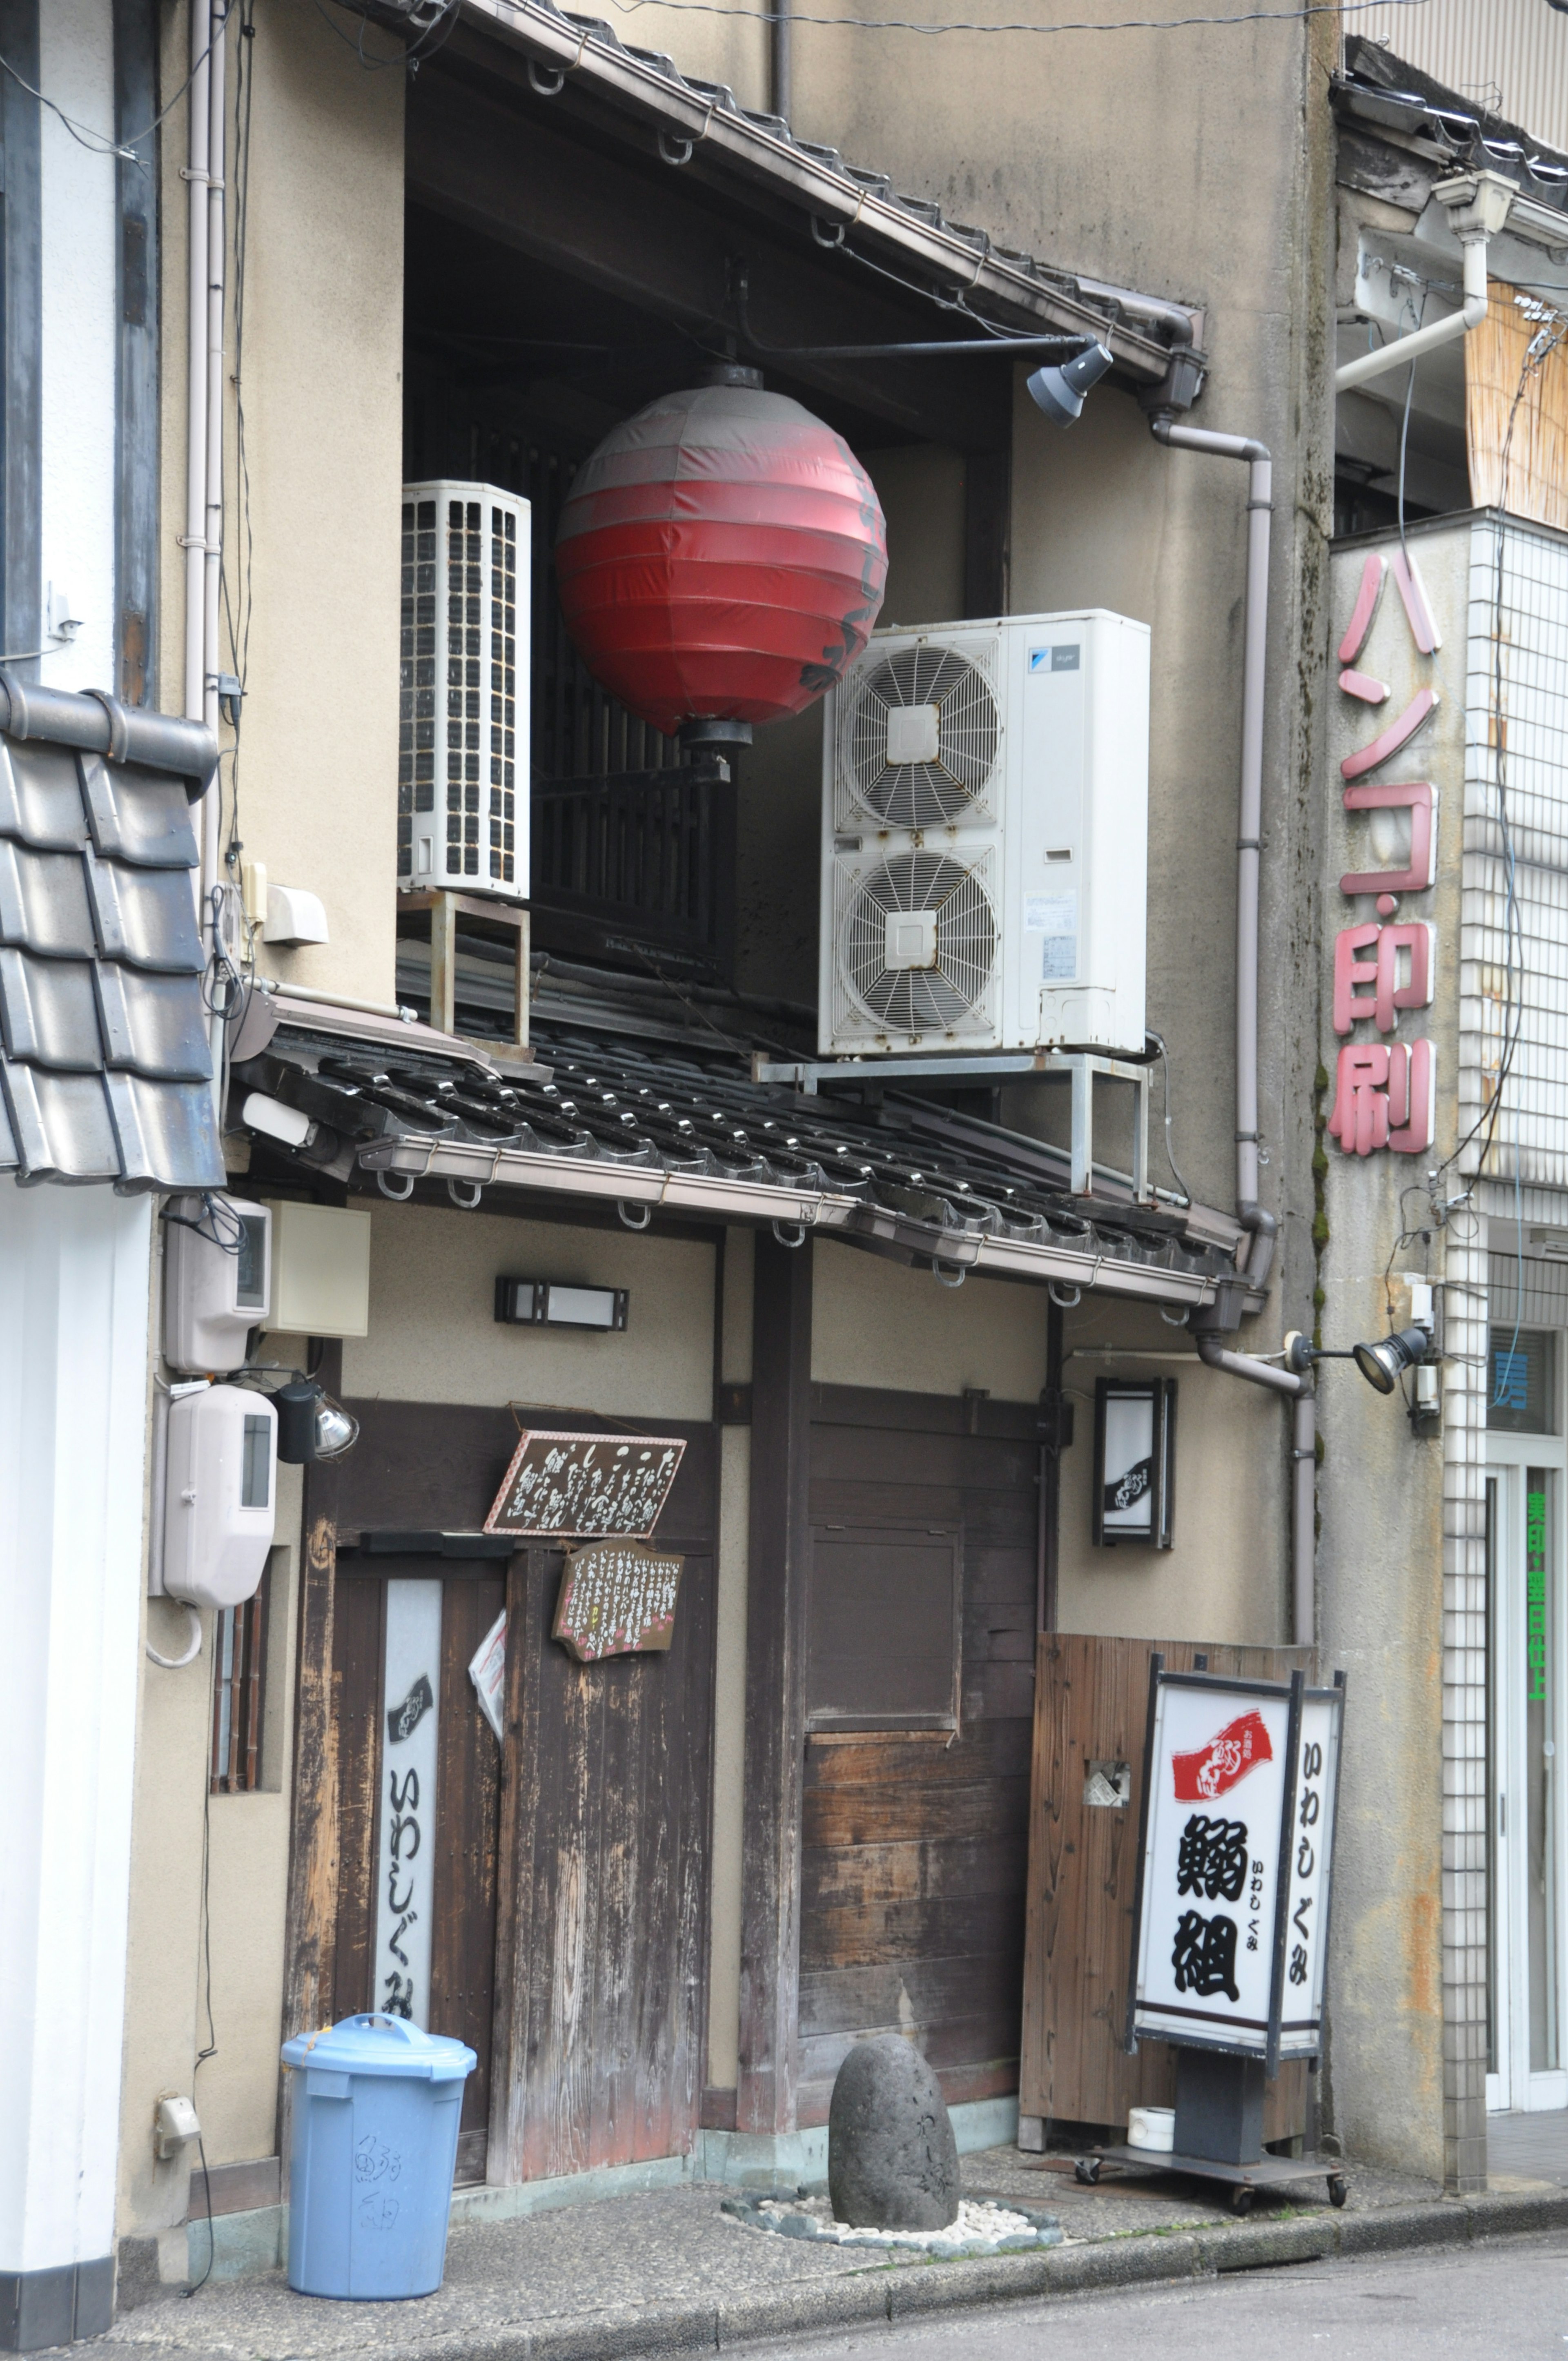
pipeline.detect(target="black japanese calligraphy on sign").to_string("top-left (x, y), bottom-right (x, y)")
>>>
top-left (1172, 1910), bottom-right (1240, 2003)
top-left (484, 1430), bottom-right (686, 1539)
top-left (1176, 1814), bottom-right (1248, 1903)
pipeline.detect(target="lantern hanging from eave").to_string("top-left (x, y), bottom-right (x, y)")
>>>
top-left (554, 371), bottom-right (888, 744)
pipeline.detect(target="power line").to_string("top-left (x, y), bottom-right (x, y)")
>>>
top-left (606, 0), bottom-right (1430, 35)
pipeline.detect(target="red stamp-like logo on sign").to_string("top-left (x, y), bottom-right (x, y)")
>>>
top-left (1173, 1709), bottom-right (1273, 1802)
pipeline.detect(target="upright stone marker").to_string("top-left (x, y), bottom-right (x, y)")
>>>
top-left (826, 2034), bottom-right (960, 2229)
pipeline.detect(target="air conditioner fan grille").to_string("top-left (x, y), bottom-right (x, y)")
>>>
top-left (844, 644), bottom-right (1000, 827)
top-left (842, 850), bottom-right (998, 1034)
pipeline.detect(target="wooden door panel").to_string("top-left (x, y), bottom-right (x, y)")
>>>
top-left (1021, 1634), bottom-right (1312, 2140)
top-left (492, 1543), bottom-right (715, 2182)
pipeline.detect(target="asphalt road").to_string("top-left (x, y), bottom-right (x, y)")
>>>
top-left (740, 2232), bottom-right (1568, 2359)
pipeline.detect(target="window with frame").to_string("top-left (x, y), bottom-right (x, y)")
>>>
top-left (210, 1561), bottom-right (269, 1793)
top-left (806, 1524), bottom-right (960, 1732)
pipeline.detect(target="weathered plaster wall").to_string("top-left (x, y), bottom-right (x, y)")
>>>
top-left (342, 1202), bottom-right (717, 1418)
top-left (1314, 521), bottom-right (1471, 2186)
top-left (708, 1228), bottom-right (756, 2094)
top-left (811, 1240), bottom-right (1050, 1400)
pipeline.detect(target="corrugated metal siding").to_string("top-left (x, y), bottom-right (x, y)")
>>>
top-left (1353, 0), bottom-right (1568, 154)
top-left (1459, 517), bottom-right (1568, 1192)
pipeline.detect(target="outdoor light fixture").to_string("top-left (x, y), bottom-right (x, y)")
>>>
top-left (494, 1277), bottom-right (630, 1332)
top-left (274, 1378), bottom-right (361, 1464)
top-left (1284, 1326), bottom-right (1433, 1395)
top-left (1025, 339), bottom-right (1116, 425)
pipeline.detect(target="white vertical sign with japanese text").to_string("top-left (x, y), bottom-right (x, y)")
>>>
top-left (374, 1578), bottom-right (443, 2025)
top-left (1128, 1669), bottom-right (1343, 2066)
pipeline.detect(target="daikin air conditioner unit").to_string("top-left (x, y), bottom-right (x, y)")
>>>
top-left (398, 480), bottom-right (530, 901)
top-left (820, 611), bottom-right (1149, 1058)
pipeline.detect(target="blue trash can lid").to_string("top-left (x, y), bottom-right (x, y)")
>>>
top-left (281, 2013), bottom-right (477, 2082)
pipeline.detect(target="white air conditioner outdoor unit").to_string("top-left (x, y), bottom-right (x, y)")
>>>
top-left (819, 610), bottom-right (1149, 1058)
top-left (398, 479), bottom-right (530, 901)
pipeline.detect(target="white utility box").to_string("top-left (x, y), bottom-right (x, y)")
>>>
top-left (264, 1200), bottom-right (372, 1338)
top-left (820, 609), bottom-right (1149, 1058)
top-left (163, 1195), bottom-right (271, 1374)
top-left (160, 1384), bottom-right (277, 1609)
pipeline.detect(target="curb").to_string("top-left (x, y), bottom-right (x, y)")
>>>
top-left (517, 2184), bottom-right (1568, 2358)
top-left (111, 2184), bottom-right (1568, 2361)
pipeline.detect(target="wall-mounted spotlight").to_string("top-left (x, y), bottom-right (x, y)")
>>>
top-left (1284, 1326), bottom-right (1433, 1395)
top-left (274, 1378), bottom-right (360, 1464)
top-left (1025, 340), bottom-right (1116, 426)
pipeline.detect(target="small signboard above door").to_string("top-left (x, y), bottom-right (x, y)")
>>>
top-left (483, 1429), bottom-right (686, 1539)
top-left (552, 1542), bottom-right (684, 1662)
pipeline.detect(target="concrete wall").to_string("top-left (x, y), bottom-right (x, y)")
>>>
top-left (1314, 522), bottom-right (1472, 2185)
top-left (708, 1229), bottom-right (755, 2094)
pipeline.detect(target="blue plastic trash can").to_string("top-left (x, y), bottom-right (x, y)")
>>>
top-left (281, 2013), bottom-right (477, 2298)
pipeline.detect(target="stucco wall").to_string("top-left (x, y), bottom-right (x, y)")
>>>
top-left (342, 1202), bottom-right (717, 1418)
top-left (158, 0), bottom-right (404, 1007)
top-left (1055, 1296), bottom-right (1290, 1646)
top-left (811, 1240), bottom-right (1049, 1400)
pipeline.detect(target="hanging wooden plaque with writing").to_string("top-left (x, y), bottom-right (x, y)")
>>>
top-left (483, 1429), bottom-right (686, 1539)
top-left (552, 1541), bottom-right (684, 1662)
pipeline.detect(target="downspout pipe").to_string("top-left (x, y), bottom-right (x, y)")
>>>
top-left (1334, 234), bottom-right (1489, 394)
top-left (1154, 414), bottom-right (1314, 1649)
top-left (1147, 416), bottom-right (1272, 1287)
top-left (187, 2), bottom-right (227, 1122)
top-left (1194, 1337), bottom-right (1316, 1650)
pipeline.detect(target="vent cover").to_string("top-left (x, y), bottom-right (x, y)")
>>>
top-left (839, 640), bottom-right (1001, 829)
top-left (839, 849), bottom-right (998, 1035)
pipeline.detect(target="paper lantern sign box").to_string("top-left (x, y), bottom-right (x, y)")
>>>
top-left (1125, 1662), bottom-right (1344, 2072)
top-left (484, 1430), bottom-right (686, 1539)
top-left (552, 1543), bottom-right (684, 1662)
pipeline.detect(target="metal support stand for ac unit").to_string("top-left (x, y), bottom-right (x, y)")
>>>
top-left (398, 889), bottom-right (531, 1059)
top-left (751, 1047), bottom-right (1152, 1202)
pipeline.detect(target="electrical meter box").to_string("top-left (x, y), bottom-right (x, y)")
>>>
top-left (264, 1201), bottom-right (372, 1339)
top-left (164, 1196), bottom-right (271, 1374)
top-left (160, 1384), bottom-right (278, 1609)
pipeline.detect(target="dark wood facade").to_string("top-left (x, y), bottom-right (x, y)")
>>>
top-left (796, 1385), bottom-right (1040, 2126)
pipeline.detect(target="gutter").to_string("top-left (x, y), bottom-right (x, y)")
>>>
top-left (1334, 170), bottom-right (1515, 394)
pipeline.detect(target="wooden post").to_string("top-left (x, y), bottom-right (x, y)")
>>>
top-left (736, 1234), bottom-right (813, 2136)
top-left (430, 891), bottom-right (459, 1039)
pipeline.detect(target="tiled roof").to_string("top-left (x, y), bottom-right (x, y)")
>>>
top-left (234, 1005), bottom-right (1245, 1311)
top-left (1336, 35), bottom-right (1568, 192)
top-left (0, 682), bottom-right (224, 1190)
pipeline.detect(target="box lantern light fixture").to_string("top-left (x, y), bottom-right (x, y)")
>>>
top-left (1092, 1377), bottom-right (1177, 1550)
top-left (494, 1278), bottom-right (629, 1332)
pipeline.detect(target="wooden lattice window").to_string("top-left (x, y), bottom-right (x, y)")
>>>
top-left (210, 1564), bottom-right (269, 1793)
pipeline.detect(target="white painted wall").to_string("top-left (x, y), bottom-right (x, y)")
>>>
top-left (0, 1181), bottom-right (153, 2277)
top-left (36, 0), bottom-right (118, 693)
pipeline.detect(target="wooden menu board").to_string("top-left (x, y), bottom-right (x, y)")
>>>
top-left (483, 1429), bottom-right (686, 1539)
top-left (552, 1543), bottom-right (684, 1663)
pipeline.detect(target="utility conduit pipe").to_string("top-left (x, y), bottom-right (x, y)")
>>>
top-left (1195, 1336), bottom-right (1316, 1651)
top-left (187, 2), bottom-right (227, 1120)
top-left (1152, 414), bottom-right (1314, 1647)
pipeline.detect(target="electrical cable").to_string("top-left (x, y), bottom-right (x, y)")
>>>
top-left (603, 0), bottom-right (1431, 33)
top-left (0, 2), bottom-right (239, 163)
top-left (308, 0), bottom-right (461, 70)
top-left (1144, 1030), bottom-right (1192, 1206)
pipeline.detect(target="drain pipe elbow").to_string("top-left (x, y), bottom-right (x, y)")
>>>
top-left (1237, 1204), bottom-right (1277, 1292)
top-left (1193, 1330), bottom-right (1303, 1397)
